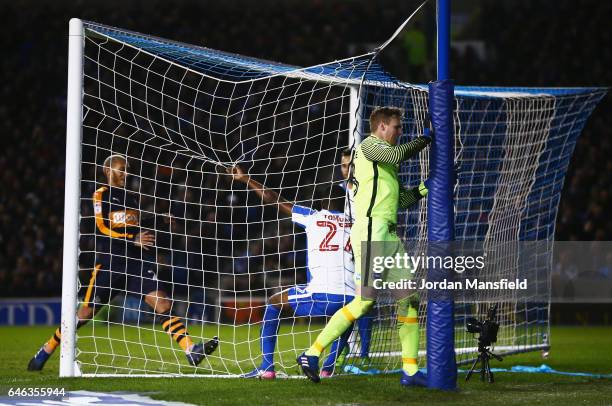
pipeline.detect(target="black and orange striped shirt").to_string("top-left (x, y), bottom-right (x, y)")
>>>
top-left (92, 185), bottom-right (145, 257)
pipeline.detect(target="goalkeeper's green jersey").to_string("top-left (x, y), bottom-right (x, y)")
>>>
top-left (353, 135), bottom-right (430, 225)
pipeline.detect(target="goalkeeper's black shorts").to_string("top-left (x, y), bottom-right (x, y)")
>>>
top-left (79, 253), bottom-right (162, 308)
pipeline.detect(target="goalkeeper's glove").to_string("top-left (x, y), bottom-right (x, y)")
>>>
top-left (418, 179), bottom-right (429, 197)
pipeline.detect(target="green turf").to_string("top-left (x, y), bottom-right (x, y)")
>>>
top-left (1, 325), bottom-right (611, 405)
top-left (73, 321), bottom-right (324, 375)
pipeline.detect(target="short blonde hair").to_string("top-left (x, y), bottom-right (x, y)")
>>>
top-left (369, 107), bottom-right (403, 133)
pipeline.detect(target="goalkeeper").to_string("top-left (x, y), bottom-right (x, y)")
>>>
top-left (228, 166), bottom-right (355, 379)
top-left (28, 154), bottom-right (218, 371)
top-left (298, 107), bottom-right (431, 386)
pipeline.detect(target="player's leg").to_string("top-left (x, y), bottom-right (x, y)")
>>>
top-left (28, 261), bottom-right (110, 371)
top-left (242, 287), bottom-right (291, 378)
top-left (357, 312), bottom-right (374, 359)
top-left (143, 289), bottom-right (218, 366)
top-left (138, 260), bottom-right (218, 367)
top-left (384, 230), bottom-right (426, 387)
top-left (304, 296), bottom-right (373, 357)
top-left (298, 295), bottom-right (374, 382)
top-left (339, 312), bottom-right (373, 367)
top-left (27, 306), bottom-right (96, 371)
top-left (396, 294), bottom-right (426, 387)
top-left (320, 322), bottom-right (353, 377)
top-left (320, 294), bottom-right (354, 376)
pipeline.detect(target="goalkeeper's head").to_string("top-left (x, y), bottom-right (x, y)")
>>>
top-left (320, 185), bottom-right (346, 213)
top-left (370, 106), bottom-right (403, 145)
top-left (103, 154), bottom-right (129, 188)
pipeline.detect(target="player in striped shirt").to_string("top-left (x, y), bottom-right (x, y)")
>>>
top-left (27, 155), bottom-right (218, 371)
top-left (228, 166), bottom-right (355, 379)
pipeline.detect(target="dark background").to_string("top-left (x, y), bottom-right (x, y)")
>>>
top-left (0, 0), bottom-right (609, 313)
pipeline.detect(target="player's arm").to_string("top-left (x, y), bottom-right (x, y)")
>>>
top-left (360, 135), bottom-right (430, 165)
top-left (227, 165), bottom-right (294, 217)
top-left (93, 187), bottom-right (134, 239)
top-left (399, 180), bottom-right (429, 209)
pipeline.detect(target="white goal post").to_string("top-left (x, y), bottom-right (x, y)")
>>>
top-left (60, 18), bottom-right (85, 377)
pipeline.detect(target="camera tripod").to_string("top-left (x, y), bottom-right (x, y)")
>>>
top-left (465, 342), bottom-right (503, 383)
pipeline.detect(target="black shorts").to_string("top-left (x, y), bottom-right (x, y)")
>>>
top-left (79, 253), bottom-right (162, 308)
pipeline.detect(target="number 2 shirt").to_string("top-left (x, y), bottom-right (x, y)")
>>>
top-left (291, 205), bottom-right (355, 295)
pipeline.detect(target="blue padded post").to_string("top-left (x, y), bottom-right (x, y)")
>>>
top-left (426, 78), bottom-right (457, 390)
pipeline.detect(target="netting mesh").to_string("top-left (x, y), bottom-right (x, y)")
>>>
top-left (73, 22), bottom-right (606, 376)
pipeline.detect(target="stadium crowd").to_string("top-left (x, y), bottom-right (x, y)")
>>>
top-left (0, 0), bottom-right (609, 299)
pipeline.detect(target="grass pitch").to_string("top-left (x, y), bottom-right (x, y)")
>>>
top-left (1, 325), bottom-right (611, 405)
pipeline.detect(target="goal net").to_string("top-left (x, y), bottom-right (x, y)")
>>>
top-left (62, 19), bottom-right (606, 377)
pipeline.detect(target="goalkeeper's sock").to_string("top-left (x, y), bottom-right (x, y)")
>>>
top-left (159, 312), bottom-right (193, 352)
top-left (260, 304), bottom-right (281, 371)
top-left (397, 303), bottom-right (419, 375)
top-left (306, 297), bottom-right (373, 357)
